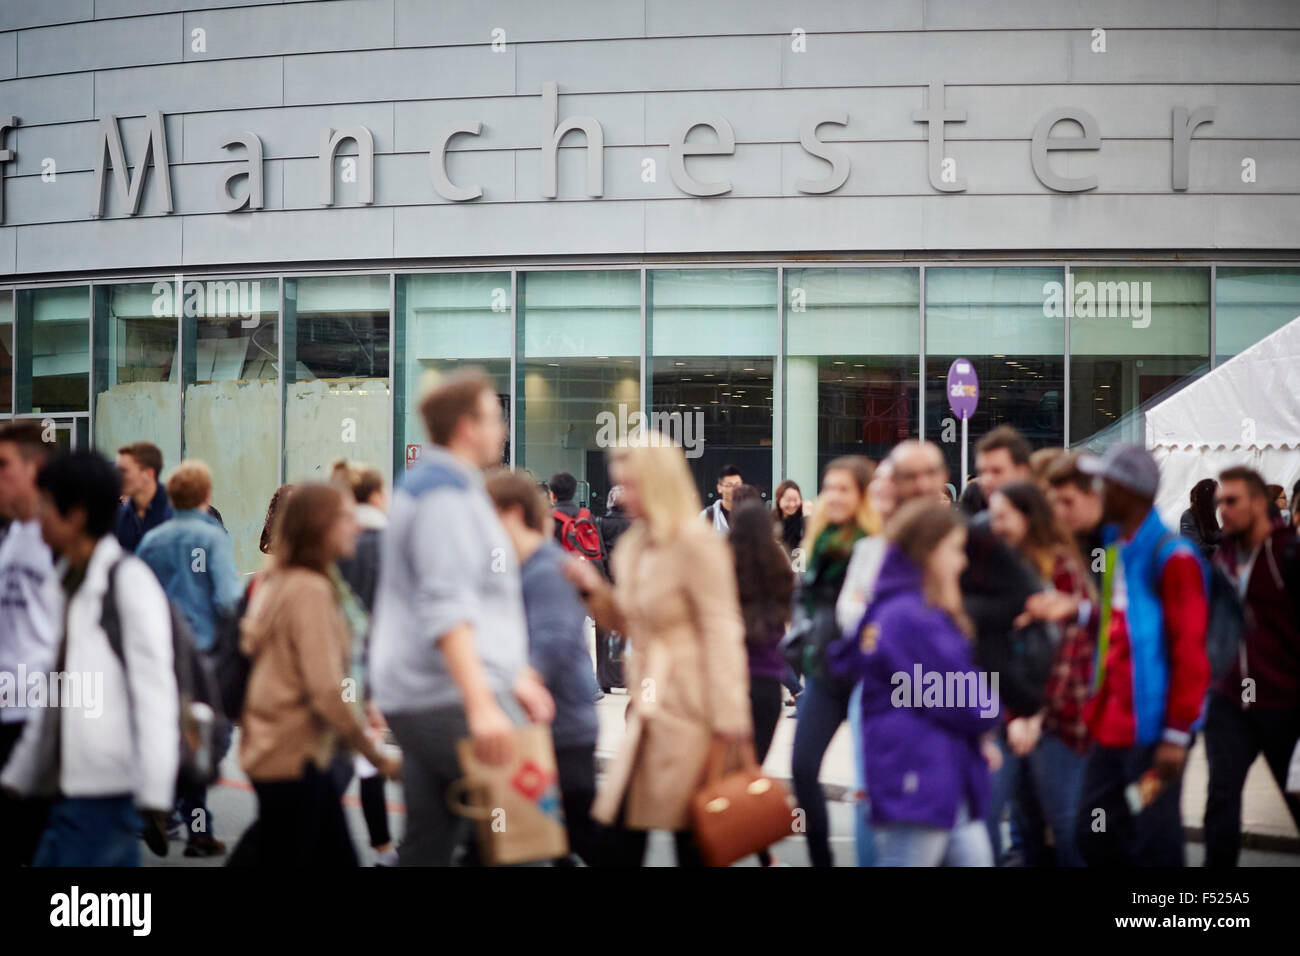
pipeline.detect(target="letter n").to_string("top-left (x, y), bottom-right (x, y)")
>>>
top-left (91, 111), bottom-right (174, 217)
top-left (319, 126), bottom-right (375, 206)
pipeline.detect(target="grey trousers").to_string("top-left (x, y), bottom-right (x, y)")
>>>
top-left (386, 695), bottom-right (526, 867)
top-left (385, 706), bottom-right (473, 867)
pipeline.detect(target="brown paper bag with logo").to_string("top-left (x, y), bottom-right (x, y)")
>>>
top-left (447, 724), bottom-right (570, 865)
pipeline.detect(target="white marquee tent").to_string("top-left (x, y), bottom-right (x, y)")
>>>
top-left (1145, 315), bottom-right (1300, 527)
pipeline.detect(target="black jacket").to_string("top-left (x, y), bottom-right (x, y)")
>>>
top-left (598, 507), bottom-right (632, 577)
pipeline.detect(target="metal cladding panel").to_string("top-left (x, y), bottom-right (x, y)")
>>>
top-left (183, 1), bottom-right (395, 61)
top-left (395, 0), bottom-right (645, 45)
top-left (0, 72), bottom-right (94, 125)
top-left (646, 0), bottom-right (923, 34)
top-left (0, 0), bottom-right (93, 33)
top-left (283, 46), bottom-right (515, 104)
top-left (94, 56), bottom-right (284, 115)
top-left (19, 14), bottom-right (183, 76)
top-left (180, 206), bottom-right (395, 264)
top-left (16, 216), bottom-right (182, 272)
top-left (393, 200), bottom-right (644, 258)
top-left (0, 1), bottom-right (1294, 275)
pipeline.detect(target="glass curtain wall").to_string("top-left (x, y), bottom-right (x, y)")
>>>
top-left (0, 291), bottom-right (11, 415)
top-left (181, 277), bottom-right (280, 573)
top-left (1069, 267), bottom-right (1209, 451)
top-left (0, 262), bottom-right (1297, 507)
top-left (925, 267), bottom-right (1065, 485)
top-left (15, 286), bottom-right (90, 450)
top-left (649, 269), bottom-right (777, 503)
top-left (1215, 267), bottom-right (1300, 365)
top-left (516, 270), bottom-right (640, 513)
top-left (395, 272), bottom-right (512, 476)
top-left (15, 286), bottom-right (90, 416)
top-left (283, 275), bottom-right (391, 485)
top-left (92, 281), bottom-right (181, 474)
top-left (784, 267), bottom-right (919, 498)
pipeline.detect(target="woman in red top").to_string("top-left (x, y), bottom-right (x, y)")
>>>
top-left (989, 481), bottom-right (1096, 867)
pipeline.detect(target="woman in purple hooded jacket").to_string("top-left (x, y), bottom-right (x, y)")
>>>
top-left (828, 500), bottom-right (1002, 866)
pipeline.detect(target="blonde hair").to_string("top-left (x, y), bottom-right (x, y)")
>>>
top-left (800, 456), bottom-right (881, 553)
top-left (167, 459), bottom-right (213, 511)
top-left (613, 440), bottom-right (701, 544)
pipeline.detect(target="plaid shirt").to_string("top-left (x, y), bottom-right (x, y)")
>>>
top-left (1040, 551), bottom-right (1095, 753)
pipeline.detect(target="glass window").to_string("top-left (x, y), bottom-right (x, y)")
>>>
top-left (1069, 267), bottom-right (1209, 450)
top-left (181, 277), bottom-right (280, 574)
top-left (92, 281), bottom-right (181, 470)
top-left (925, 267), bottom-right (1065, 484)
top-left (649, 268), bottom-right (777, 502)
top-left (283, 275), bottom-right (390, 485)
top-left (1215, 267), bottom-right (1300, 364)
top-left (517, 270), bottom-right (640, 512)
top-left (785, 268), bottom-right (919, 498)
top-left (395, 272), bottom-right (511, 475)
top-left (15, 286), bottom-right (89, 415)
top-left (0, 291), bottom-right (11, 415)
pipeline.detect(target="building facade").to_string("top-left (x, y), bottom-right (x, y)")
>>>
top-left (0, 0), bottom-right (1298, 570)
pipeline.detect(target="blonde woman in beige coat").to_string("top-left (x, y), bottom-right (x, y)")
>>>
top-left (565, 441), bottom-right (752, 867)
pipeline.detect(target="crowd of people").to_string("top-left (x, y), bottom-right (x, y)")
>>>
top-left (0, 368), bottom-right (1298, 867)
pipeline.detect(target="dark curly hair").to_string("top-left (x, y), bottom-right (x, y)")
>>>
top-left (259, 483), bottom-right (295, 555)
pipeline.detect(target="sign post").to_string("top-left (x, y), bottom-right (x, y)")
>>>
top-left (946, 359), bottom-right (980, 493)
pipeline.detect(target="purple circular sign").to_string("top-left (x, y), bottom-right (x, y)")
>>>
top-left (946, 358), bottom-right (979, 420)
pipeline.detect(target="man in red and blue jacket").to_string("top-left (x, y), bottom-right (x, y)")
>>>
top-left (1075, 445), bottom-right (1210, 867)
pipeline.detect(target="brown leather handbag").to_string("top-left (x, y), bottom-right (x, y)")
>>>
top-left (690, 739), bottom-right (796, 867)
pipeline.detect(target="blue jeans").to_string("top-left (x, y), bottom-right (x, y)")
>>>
top-left (874, 803), bottom-right (994, 867)
top-left (847, 682), bottom-right (875, 867)
top-left (984, 730), bottom-right (1024, 864)
top-left (791, 675), bottom-right (848, 867)
top-left (177, 719), bottom-right (233, 840)
top-left (33, 795), bottom-right (141, 867)
top-left (1014, 731), bottom-right (1090, 867)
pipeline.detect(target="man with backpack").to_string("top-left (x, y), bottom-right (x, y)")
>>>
top-left (137, 460), bottom-right (242, 858)
top-left (1073, 444), bottom-right (1210, 867)
top-left (548, 472), bottom-right (616, 692)
top-left (1203, 466), bottom-right (1300, 866)
top-left (0, 451), bottom-right (179, 866)
top-left (548, 473), bottom-right (607, 574)
top-left (0, 423), bottom-right (59, 866)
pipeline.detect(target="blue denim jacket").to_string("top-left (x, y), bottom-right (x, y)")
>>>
top-left (136, 509), bottom-right (243, 652)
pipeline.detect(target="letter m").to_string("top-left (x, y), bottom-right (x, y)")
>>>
top-left (91, 111), bottom-right (174, 217)
top-left (207, 281), bottom-right (238, 317)
top-left (1098, 281), bottom-right (1129, 318)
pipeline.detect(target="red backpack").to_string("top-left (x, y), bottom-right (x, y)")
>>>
top-left (554, 507), bottom-right (608, 575)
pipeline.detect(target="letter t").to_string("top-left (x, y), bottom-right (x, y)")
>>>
top-left (912, 81), bottom-right (966, 192)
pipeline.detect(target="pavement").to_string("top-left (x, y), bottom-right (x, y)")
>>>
top-left (595, 690), bottom-right (1300, 854)
top-left (150, 687), bottom-right (1298, 867)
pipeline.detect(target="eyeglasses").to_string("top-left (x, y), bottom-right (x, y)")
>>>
top-left (1216, 495), bottom-right (1241, 507)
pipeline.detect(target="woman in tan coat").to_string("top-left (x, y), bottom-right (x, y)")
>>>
top-left (237, 483), bottom-right (400, 866)
top-left (566, 441), bottom-right (752, 867)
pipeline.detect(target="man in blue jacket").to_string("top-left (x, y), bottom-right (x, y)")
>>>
top-left (137, 460), bottom-right (242, 858)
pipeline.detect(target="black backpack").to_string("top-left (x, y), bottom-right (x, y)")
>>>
top-left (211, 576), bottom-right (257, 722)
top-left (100, 557), bottom-right (229, 791)
top-left (1151, 533), bottom-right (1245, 682)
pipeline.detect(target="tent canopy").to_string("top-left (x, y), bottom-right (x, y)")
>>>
top-left (1145, 314), bottom-right (1300, 526)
